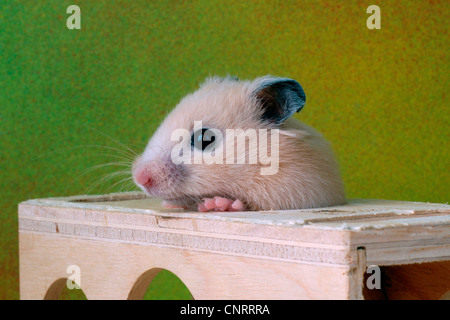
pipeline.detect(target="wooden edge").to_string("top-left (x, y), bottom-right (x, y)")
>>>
top-left (18, 193), bottom-right (450, 268)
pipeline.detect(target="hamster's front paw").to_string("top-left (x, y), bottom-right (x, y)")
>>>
top-left (198, 197), bottom-right (246, 212)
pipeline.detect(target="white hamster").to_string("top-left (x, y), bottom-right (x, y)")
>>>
top-left (132, 75), bottom-right (346, 211)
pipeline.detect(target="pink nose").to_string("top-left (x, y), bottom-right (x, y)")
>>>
top-left (134, 168), bottom-right (152, 188)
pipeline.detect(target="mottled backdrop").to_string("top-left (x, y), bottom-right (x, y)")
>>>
top-left (0, 0), bottom-right (448, 299)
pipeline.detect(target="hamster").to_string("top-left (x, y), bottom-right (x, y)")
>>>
top-left (132, 75), bottom-right (346, 212)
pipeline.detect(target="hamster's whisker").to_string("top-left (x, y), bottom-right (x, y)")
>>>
top-left (78, 144), bottom-right (137, 161)
top-left (121, 180), bottom-right (139, 193)
top-left (89, 128), bottom-right (140, 158)
top-left (110, 176), bottom-right (134, 192)
top-left (114, 139), bottom-right (147, 147)
top-left (164, 172), bottom-right (202, 207)
top-left (29, 144), bottom-right (135, 163)
top-left (66, 163), bottom-right (132, 195)
top-left (84, 170), bottom-right (132, 195)
top-left (88, 162), bottom-right (132, 170)
top-left (97, 153), bottom-right (135, 163)
top-left (73, 162), bottom-right (132, 182)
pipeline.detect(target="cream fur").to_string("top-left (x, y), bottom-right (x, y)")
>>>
top-left (133, 76), bottom-right (346, 210)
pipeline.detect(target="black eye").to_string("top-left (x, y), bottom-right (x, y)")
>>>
top-left (191, 128), bottom-right (216, 151)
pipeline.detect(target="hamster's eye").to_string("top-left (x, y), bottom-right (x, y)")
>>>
top-left (191, 128), bottom-right (216, 151)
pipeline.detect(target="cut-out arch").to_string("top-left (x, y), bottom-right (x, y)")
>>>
top-left (128, 268), bottom-right (193, 300)
top-left (44, 278), bottom-right (87, 300)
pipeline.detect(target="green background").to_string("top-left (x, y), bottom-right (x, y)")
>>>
top-left (0, 0), bottom-right (448, 299)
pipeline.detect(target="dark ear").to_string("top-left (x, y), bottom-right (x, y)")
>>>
top-left (253, 77), bottom-right (306, 124)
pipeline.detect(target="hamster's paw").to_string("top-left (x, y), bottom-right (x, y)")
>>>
top-left (198, 197), bottom-right (246, 212)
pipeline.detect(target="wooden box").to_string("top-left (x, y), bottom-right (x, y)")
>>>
top-left (18, 192), bottom-right (450, 300)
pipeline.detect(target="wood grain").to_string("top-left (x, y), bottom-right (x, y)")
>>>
top-left (18, 192), bottom-right (450, 299)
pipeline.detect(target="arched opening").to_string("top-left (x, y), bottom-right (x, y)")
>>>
top-left (44, 278), bottom-right (87, 300)
top-left (363, 261), bottom-right (450, 300)
top-left (128, 268), bottom-right (193, 300)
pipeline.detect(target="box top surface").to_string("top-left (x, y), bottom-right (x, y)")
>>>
top-left (20, 191), bottom-right (450, 230)
top-left (19, 192), bottom-right (450, 266)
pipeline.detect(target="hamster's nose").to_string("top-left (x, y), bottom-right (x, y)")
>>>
top-left (134, 168), bottom-right (153, 188)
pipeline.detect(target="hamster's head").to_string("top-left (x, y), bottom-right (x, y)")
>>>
top-left (132, 75), bottom-right (306, 209)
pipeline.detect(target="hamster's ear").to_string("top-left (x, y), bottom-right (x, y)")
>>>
top-left (253, 76), bottom-right (306, 124)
